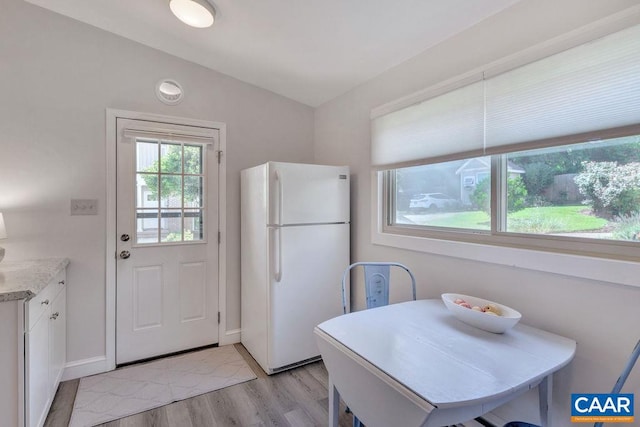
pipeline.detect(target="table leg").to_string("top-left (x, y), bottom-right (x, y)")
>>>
top-left (329, 377), bottom-right (339, 427)
top-left (539, 375), bottom-right (553, 427)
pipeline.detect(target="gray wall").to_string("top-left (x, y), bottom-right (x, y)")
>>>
top-left (314, 0), bottom-right (640, 424)
top-left (0, 0), bottom-right (313, 364)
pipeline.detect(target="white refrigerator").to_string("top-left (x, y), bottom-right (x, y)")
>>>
top-left (241, 161), bottom-right (350, 374)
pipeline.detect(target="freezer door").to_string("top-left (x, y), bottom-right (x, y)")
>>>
top-left (269, 162), bottom-right (349, 225)
top-left (269, 223), bottom-right (349, 370)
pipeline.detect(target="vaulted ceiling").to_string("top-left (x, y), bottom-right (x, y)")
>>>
top-left (25, 0), bottom-right (520, 106)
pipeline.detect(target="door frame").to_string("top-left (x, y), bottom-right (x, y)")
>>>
top-left (105, 109), bottom-right (229, 372)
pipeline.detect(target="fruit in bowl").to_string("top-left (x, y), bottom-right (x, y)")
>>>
top-left (454, 298), bottom-right (503, 316)
top-left (442, 293), bottom-right (522, 333)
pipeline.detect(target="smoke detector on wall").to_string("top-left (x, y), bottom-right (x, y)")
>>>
top-left (156, 79), bottom-right (184, 105)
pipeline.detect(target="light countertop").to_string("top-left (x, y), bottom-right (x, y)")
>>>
top-left (0, 258), bottom-right (70, 302)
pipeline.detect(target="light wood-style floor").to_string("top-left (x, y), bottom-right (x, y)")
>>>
top-left (43, 344), bottom-right (355, 427)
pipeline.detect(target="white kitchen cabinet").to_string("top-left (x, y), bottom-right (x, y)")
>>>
top-left (0, 258), bottom-right (69, 427)
top-left (26, 269), bottom-right (66, 427)
top-left (26, 307), bottom-right (49, 427)
top-left (48, 286), bottom-right (66, 397)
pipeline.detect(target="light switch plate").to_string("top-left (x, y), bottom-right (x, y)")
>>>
top-left (71, 199), bottom-right (98, 215)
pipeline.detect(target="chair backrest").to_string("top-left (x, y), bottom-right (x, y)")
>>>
top-left (341, 262), bottom-right (417, 314)
top-left (594, 338), bottom-right (640, 427)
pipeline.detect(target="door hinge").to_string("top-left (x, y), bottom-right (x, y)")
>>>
top-left (217, 231), bottom-right (221, 244)
top-left (216, 150), bottom-right (223, 164)
top-left (217, 312), bottom-right (221, 324)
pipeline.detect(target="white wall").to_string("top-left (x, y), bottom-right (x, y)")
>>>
top-left (2, 0), bottom-right (640, 422)
top-left (314, 0), bottom-right (640, 424)
top-left (0, 0), bottom-right (313, 369)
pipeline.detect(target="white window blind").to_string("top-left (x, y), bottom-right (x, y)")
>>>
top-left (371, 80), bottom-right (484, 168)
top-left (371, 23), bottom-right (640, 169)
top-left (122, 122), bottom-right (216, 145)
top-left (123, 129), bottom-right (215, 145)
top-left (485, 24), bottom-right (640, 151)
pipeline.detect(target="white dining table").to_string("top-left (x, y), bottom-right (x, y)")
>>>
top-left (314, 299), bottom-right (576, 427)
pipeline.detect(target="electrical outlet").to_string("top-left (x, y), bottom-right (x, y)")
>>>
top-left (70, 199), bottom-right (98, 215)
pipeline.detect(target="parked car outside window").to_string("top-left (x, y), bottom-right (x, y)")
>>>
top-left (409, 193), bottom-right (460, 211)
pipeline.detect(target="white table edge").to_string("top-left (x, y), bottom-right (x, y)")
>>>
top-left (315, 300), bottom-right (577, 427)
top-left (315, 327), bottom-right (436, 412)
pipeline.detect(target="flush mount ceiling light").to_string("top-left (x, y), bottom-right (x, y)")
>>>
top-left (169, 0), bottom-right (215, 28)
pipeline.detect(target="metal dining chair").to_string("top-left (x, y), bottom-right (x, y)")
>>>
top-left (504, 338), bottom-right (640, 427)
top-left (341, 261), bottom-right (417, 315)
top-left (340, 262), bottom-right (417, 427)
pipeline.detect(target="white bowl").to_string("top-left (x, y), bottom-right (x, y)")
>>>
top-left (441, 293), bottom-right (521, 333)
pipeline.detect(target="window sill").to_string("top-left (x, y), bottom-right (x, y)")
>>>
top-left (371, 172), bottom-right (639, 289)
top-left (372, 229), bottom-right (639, 288)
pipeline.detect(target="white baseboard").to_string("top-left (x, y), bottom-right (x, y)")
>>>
top-left (61, 356), bottom-right (110, 381)
top-left (62, 330), bottom-right (240, 382)
top-left (220, 328), bottom-right (241, 346)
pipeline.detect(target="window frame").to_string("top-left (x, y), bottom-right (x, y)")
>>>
top-left (379, 128), bottom-right (640, 264)
top-left (372, 134), bottom-right (640, 286)
top-left (373, 170), bottom-right (640, 288)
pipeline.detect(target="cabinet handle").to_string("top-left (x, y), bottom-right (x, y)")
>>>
top-left (50, 312), bottom-right (59, 320)
top-left (41, 299), bottom-right (50, 306)
top-left (58, 280), bottom-right (65, 285)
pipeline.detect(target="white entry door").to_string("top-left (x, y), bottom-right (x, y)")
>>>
top-left (116, 118), bottom-right (219, 364)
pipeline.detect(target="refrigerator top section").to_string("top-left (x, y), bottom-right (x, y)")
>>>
top-left (264, 162), bottom-right (350, 226)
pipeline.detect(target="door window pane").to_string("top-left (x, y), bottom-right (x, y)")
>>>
top-left (136, 210), bottom-right (159, 244)
top-left (161, 209), bottom-right (183, 242)
top-left (184, 145), bottom-right (203, 175)
top-left (184, 209), bottom-right (204, 241)
top-left (184, 176), bottom-right (203, 208)
top-left (137, 174), bottom-right (158, 209)
top-left (160, 176), bottom-right (182, 208)
top-left (160, 143), bottom-right (182, 173)
top-left (136, 141), bottom-right (158, 172)
top-left (393, 157), bottom-right (491, 231)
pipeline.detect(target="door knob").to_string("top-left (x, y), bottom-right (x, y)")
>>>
top-left (120, 234), bottom-right (130, 242)
top-left (119, 250), bottom-right (131, 259)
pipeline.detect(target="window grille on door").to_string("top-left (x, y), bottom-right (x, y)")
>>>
top-left (135, 138), bottom-right (207, 245)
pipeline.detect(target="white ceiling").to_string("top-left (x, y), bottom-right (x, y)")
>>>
top-left (25, 0), bottom-right (520, 107)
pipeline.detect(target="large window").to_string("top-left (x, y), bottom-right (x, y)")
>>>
top-left (374, 23), bottom-right (640, 260)
top-left (390, 134), bottom-right (640, 244)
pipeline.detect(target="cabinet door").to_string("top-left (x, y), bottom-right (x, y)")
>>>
top-left (49, 287), bottom-right (66, 395)
top-left (26, 313), bottom-right (49, 427)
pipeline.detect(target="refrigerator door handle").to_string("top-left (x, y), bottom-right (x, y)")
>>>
top-left (274, 227), bottom-right (282, 282)
top-left (275, 169), bottom-right (283, 226)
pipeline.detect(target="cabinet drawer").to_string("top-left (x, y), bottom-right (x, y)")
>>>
top-left (27, 271), bottom-right (65, 330)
